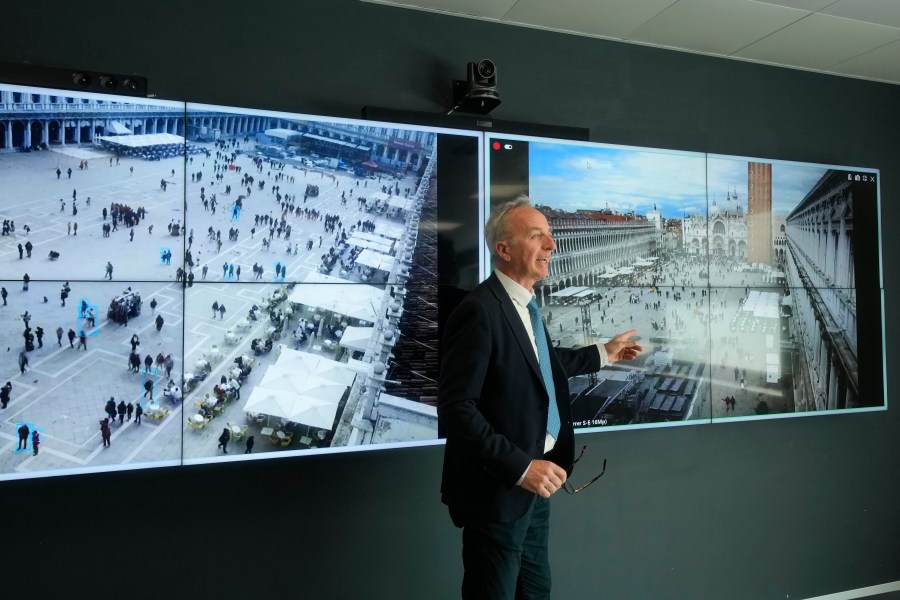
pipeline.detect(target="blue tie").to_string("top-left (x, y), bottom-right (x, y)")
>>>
top-left (527, 298), bottom-right (560, 440)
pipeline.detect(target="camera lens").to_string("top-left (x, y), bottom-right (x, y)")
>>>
top-left (100, 76), bottom-right (118, 90)
top-left (123, 79), bottom-right (138, 91)
top-left (73, 73), bottom-right (91, 87)
top-left (476, 60), bottom-right (495, 80)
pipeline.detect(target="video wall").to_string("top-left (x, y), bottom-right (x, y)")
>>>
top-left (486, 134), bottom-right (885, 432)
top-left (0, 80), bottom-right (885, 482)
top-left (0, 82), bottom-right (480, 480)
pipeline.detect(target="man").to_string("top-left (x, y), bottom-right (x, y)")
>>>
top-left (18, 423), bottom-right (29, 450)
top-left (438, 196), bottom-right (641, 599)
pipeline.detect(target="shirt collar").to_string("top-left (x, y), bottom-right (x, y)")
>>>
top-left (494, 269), bottom-right (535, 308)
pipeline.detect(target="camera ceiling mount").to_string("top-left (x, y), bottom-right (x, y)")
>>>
top-left (448, 59), bottom-right (500, 116)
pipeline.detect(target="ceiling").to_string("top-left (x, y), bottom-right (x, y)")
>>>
top-left (361, 0), bottom-right (900, 85)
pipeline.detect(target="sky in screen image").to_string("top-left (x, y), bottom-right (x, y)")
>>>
top-left (527, 141), bottom-right (830, 218)
top-left (527, 141), bottom-right (706, 217)
top-left (707, 157), bottom-right (828, 214)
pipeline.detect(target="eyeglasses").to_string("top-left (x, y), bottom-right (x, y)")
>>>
top-left (562, 446), bottom-right (607, 494)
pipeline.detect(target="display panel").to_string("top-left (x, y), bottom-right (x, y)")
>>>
top-left (0, 279), bottom-right (183, 478)
top-left (176, 103), bottom-right (478, 466)
top-left (181, 281), bottom-right (441, 463)
top-left (486, 133), bottom-right (885, 433)
top-left (0, 84), bottom-right (187, 282)
top-left (0, 84), bottom-right (481, 480)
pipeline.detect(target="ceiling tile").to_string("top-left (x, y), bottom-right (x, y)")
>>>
top-left (363, 0), bottom-right (518, 20)
top-left (734, 13), bottom-right (900, 69)
top-left (753, 0), bottom-right (836, 10)
top-left (501, 0), bottom-right (678, 39)
top-left (627, 0), bottom-right (809, 55)
top-left (829, 37), bottom-right (900, 83)
top-left (820, 0), bottom-right (900, 28)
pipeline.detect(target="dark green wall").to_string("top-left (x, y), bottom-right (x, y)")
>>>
top-left (2, 1), bottom-right (899, 598)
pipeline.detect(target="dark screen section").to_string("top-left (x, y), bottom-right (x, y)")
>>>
top-left (857, 286), bottom-right (886, 406)
top-left (436, 134), bottom-right (482, 348)
top-left (847, 172), bottom-right (882, 291)
top-left (436, 133), bottom-right (481, 290)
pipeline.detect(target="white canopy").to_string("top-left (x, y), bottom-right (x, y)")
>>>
top-left (96, 133), bottom-right (185, 148)
top-left (288, 273), bottom-right (385, 322)
top-left (339, 326), bottom-right (375, 352)
top-left (106, 121), bottom-right (132, 135)
top-left (356, 248), bottom-right (395, 272)
top-left (264, 128), bottom-right (302, 141)
top-left (242, 387), bottom-right (339, 430)
top-left (347, 234), bottom-right (394, 253)
top-left (549, 286), bottom-right (589, 297)
top-left (372, 221), bottom-right (405, 240)
top-left (241, 350), bottom-right (360, 429)
top-left (272, 348), bottom-right (358, 387)
top-left (387, 195), bottom-right (414, 212)
top-left (741, 290), bottom-right (781, 319)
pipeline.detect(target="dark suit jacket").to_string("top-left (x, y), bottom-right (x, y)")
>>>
top-left (438, 273), bottom-right (603, 524)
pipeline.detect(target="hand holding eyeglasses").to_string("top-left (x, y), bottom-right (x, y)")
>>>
top-left (562, 446), bottom-right (607, 494)
top-left (520, 459), bottom-right (567, 498)
top-left (519, 447), bottom-right (607, 497)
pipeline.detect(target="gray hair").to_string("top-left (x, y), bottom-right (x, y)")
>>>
top-left (485, 195), bottom-right (531, 263)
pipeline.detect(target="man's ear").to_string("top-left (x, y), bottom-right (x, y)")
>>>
top-left (495, 241), bottom-right (509, 261)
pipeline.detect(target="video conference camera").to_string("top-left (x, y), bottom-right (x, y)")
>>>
top-left (449, 59), bottom-right (500, 115)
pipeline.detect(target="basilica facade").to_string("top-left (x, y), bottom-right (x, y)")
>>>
top-left (682, 190), bottom-right (748, 260)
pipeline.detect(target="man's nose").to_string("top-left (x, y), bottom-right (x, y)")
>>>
top-left (546, 235), bottom-right (556, 251)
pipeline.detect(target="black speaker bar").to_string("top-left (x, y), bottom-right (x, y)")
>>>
top-left (361, 105), bottom-right (588, 141)
top-left (0, 61), bottom-right (148, 97)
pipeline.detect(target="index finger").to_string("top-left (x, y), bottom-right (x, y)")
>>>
top-left (612, 329), bottom-right (637, 341)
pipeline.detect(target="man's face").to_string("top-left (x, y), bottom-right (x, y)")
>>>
top-left (496, 206), bottom-right (556, 288)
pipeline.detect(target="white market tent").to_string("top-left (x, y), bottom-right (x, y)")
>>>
top-left (302, 132), bottom-right (370, 151)
top-left (242, 388), bottom-right (310, 422)
top-left (339, 325), bottom-right (375, 352)
top-left (241, 349), bottom-right (360, 429)
top-left (106, 121), bottom-right (132, 135)
top-left (356, 248), bottom-right (395, 272)
top-left (549, 286), bottom-right (589, 297)
top-left (352, 231), bottom-right (396, 246)
top-left (387, 195), bottom-right (414, 212)
top-left (347, 234), bottom-right (394, 253)
top-left (741, 290), bottom-right (781, 319)
top-left (96, 133), bottom-right (185, 148)
top-left (264, 128), bottom-right (303, 142)
top-left (288, 272), bottom-right (384, 322)
top-left (271, 349), bottom-right (358, 387)
top-left (372, 221), bottom-right (406, 240)
top-left (242, 386), bottom-right (339, 430)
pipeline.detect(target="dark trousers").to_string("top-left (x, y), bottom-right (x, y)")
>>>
top-left (459, 496), bottom-right (551, 600)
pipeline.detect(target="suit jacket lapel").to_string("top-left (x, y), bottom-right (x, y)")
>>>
top-left (486, 274), bottom-right (543, 385)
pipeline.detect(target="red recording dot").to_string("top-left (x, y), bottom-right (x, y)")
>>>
top-left (492, 141), bottom-right (501, 151)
